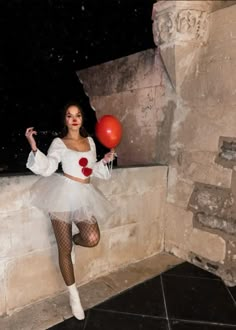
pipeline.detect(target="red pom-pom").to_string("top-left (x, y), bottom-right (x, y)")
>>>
top-left (79, 157), bottom-right (88, 167)
top-left (82, 167), bottom-right (93, 177)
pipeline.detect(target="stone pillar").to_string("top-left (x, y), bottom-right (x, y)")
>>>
top-left (152, 0), bottom-right (211, 91)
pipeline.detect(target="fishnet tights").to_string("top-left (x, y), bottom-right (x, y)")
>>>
top-left (51, 218), bottom-right (100, 286)
top-left (73, 219), bottom-right (100, 247)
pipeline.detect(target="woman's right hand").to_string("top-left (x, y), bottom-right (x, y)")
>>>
top-left (25, 127), bottom-right (38, 152)
top-left (103, 148), bottom-right (116, 164)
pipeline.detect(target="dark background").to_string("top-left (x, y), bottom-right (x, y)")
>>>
top-left (0, 0), bottom-right (156, 173)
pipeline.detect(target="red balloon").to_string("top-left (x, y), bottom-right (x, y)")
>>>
top-left (95, 115), bottom-right (122, 148)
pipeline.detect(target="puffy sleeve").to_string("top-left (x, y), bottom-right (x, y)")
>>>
top-left (26, 138), bottom-right (64, 176)
top-left (89, 137), bottom-right (111, 180)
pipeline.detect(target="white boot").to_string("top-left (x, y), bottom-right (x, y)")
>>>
top-left (67, 283), bottom-right (85, 320)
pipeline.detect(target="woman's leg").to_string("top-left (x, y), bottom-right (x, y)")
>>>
top-left (51, 217), bottom-right (85, 320)
top-left (73, 218), bottom-right (100, 247)
top-left (51, 218), bottom-right (74, 285)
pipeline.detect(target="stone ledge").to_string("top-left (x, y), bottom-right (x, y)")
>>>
top-left (0, 253), bottom-right (181, 330)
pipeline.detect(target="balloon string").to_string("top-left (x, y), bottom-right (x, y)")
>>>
top-left (108, 159), bottom-right (113, 175)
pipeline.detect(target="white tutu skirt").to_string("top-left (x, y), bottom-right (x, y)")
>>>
top-left (29, 174), bottom-right (114, 226)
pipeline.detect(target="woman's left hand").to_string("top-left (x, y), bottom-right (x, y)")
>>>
top-left (103, 149), bottom-right (116, 164)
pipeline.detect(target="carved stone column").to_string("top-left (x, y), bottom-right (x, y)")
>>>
top-left (152, 0), bottom-right (211, 91)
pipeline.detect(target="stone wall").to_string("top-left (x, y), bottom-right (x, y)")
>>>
top-left (0, 166), bottom-right (167, 316)
top-left (153, 1), bottom-right (236, 284)
top-left (211, 0), bottom-right (236, 12)
top-left (78, 49), bottom-right (175, 166)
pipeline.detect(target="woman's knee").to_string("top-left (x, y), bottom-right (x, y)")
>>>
top-left (86, 231), bottom-right (100, 247)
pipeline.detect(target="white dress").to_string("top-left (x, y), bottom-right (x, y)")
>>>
top-left (26, 137), bottom-right (113, 225)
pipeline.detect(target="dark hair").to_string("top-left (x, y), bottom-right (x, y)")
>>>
top-left (60, 101), bottom-right (88, 138)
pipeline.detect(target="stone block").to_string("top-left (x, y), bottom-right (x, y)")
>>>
top-left (164, 203), bottom-right (193, 251)
top-left (78, 49), bottom-right (163, 97)
top-left (215, 136), bottom-right (236, 169)
top-left (75, 217), bottom-right (161, 285)
top-left (74, 231), bottom-right (110, 284)
top-left (107, 224), bottom-right (139, 269)
top-left (0, 209), bottom-right (54, 259)
top-left (0, 176), bottom-right (36, 213)
top-left (5, 249), bottom-right (64, 313)
top-left (137, 220), bottom-right (163, 259)
top-left (99, 183), bottom-right (166, 231)
top-left (210, 4), bottom-right (236, 41)
top-left (195, 213), bottom-right (236, 236)
top-left (189, 228), bottom-right (226, 262)
top-left (167, 167), bottom-right (193, 207)
top-left (188, 182), bottom-right (234, 218)
top-left (179, 151), bottom-right (232, 188)
top-left (101, 253), bottom-right (182, 294)
top-left (93, 166), bottom-right (167, 197)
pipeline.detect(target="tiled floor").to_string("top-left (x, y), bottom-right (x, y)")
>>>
top-left (48, 262), bottom-right (236, 330)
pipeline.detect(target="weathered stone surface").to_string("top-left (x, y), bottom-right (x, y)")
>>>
top-left (74, 230), bottom-right (111, 284)
top-left (181, 6), bottom-right (236, 106)
top-left (155, 100), bottom-right (176, 165)
top-left (164, 202), bottom-right (193, 251)
top-left (137, 220), bottom-right (163, 258)
top-left (157, 1), bottom-right (236, 284)
top-left (78, 49), bottom-right (164, 97)
top-left (211, 1), bottom-right (236, 12)
top-left (152, 1), bottom-right (210, 47)
top-left (100, 253), bottom-right (181, 294)
top-left (107, 224), bottom-right (138, 268)
top-left (215, 137), bottom-right (236, 169)
top-left (0, 209), bottom-right (54, 260)
top-left (167, 167), bottom-right (193, 207)
top-left (92, 166), bottom-right (167, 202)
top-left (5, 249), bottom-right (65, 313)
top-left (190, 252), bottom-right (236, 286)
top-left (188, 182), bottom-right (234, 219)
top-left (152, 0), bottom-right (210, 91)
top-left (107, 189), bottom-right (165, 230)
top-left (189, 228), bottom-right (226, 262)
top-left (0, 176), bottom-right (36, 213)
top-left (177, 151), bottom-right (232, 188)
top-left (195, 213), bottom-right (236, 235)
top-left (227, 240), bottom-right (236, 264)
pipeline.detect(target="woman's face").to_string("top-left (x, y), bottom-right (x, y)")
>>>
top-left (65, 105), bottom-right (83, 131)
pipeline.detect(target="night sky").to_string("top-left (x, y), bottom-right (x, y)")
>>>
top-left (0, 0), bottom-right (156, 173)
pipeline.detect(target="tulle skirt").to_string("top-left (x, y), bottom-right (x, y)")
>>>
top-left (29, 173), bottom-right (114, 225)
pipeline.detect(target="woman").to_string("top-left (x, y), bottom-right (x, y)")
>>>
top-left (25, 102), bottom-right (115, 320)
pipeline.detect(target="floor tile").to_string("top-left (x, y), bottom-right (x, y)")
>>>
top-left (84, 309), bottom-right (169, 330)
top-left (94, 275), bottom-right (166, 318)
top-left (162, 275), bottom-right (236, 325)
top-left (227, 286), bottom-right (236, 304)
top-left (164, 262), bottom-right (219, 280)
top-left (170, 320), bottom-right (236, 330)
top-left (45, 261), bottom-right (236, 330)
